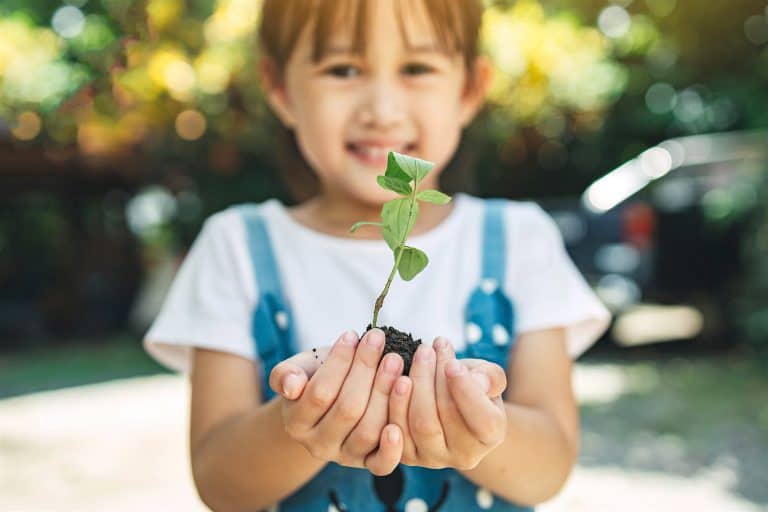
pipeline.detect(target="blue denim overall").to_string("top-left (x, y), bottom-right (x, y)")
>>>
top-left (236, 199), bottom-right (532, 512)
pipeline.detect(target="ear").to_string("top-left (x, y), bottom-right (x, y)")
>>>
top-left (259, 55), bottom-right (298, 129)
top-left (458, 55), bottom-right (494, 128)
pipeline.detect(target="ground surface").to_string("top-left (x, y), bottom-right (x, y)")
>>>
top-left (1, 341), bottom-right (766, 511)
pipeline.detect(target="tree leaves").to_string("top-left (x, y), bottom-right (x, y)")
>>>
top-left (381, 198), bottom-right (418, 251)
top-left (395, 246), bottom-right (429, 281)
top-left (416, 189), bottom-right (451, 205)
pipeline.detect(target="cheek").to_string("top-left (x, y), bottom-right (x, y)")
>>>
top-left (292, 95), bottom-right (351, 169)
top-left (416, 98), bottom-right (464, 165)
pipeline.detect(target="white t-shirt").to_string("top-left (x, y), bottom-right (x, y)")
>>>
top-left (144, 193), bottom-right (611, 374)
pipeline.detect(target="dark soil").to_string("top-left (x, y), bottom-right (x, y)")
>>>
top-left (364, 324), bottom-right (422, 375)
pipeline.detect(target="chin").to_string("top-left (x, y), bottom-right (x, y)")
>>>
top-left (344, 185), bottom-right (398, 209)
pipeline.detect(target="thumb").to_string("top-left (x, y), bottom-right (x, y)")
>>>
top-left (268, 344), bottom-right (334, 399)
top-left (460, 359), bottom-right (507, 398)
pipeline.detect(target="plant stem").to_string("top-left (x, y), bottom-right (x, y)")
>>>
top-left (371, 247), bottom-right (404, 328)
top-left (371, 184), bottom-right (418, 328)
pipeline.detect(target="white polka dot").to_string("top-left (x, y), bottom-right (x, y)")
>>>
top-left (480, 278), bottom-right (498, 294)
top-left (328, 505), bottom-right (339, 512)
top-left (275, 310), bottom-right (288, 330)
top-left (405, 498), bottom-right (428, 512)
top-left (476, 487), bottom-right (494, 509)
top-left (492, 324), bottom-right (509, 345)
top-left (465, 322), bottom-right (482, 344)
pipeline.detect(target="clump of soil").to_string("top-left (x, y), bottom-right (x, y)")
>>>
top-left (364, 324), bottom-right (422, 375)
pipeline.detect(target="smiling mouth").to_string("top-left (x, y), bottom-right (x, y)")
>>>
top-left (346, 142), bottom-right (418, 167)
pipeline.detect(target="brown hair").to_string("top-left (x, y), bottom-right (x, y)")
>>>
top-left (257, 0), bottom-right (485, 202)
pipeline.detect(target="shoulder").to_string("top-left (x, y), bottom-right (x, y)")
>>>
top-left (504, 200), bottom-right (561, 240)
top-left (459, 194), bottom-right (559, 236)
top-left (476, 197), bottom-right (552, 226)
top-left (195, 199), bottom-right (279, 248)
top-left (464, 196), bottom-right (564, 269)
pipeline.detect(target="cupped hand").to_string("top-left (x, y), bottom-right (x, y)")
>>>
top-left (268, 328), bottom-right (404, 475)
top-left (389, 338), bottom-right (508, 470)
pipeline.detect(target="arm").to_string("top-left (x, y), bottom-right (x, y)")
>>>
top-left (188, 347), bottom-right (326, 512)
top-left (189, 329), bottom-right (405, 512)
top-left (459, 327), bottom-right (579, 506)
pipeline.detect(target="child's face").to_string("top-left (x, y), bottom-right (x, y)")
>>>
top-left (262, 0), bottom-right (492, 207)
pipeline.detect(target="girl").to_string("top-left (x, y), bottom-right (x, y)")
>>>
top-left (144, 0), bottom-right (611, 510)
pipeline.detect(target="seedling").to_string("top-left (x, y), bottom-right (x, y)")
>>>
top-left (350, 151), bottom-right (451, 374)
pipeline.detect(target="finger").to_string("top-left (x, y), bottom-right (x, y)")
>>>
top-left (389, 375), bottom-right (415, 462)
top-left (342, 352), bottom-right (403, 461)
top-left (408, 343), bottom-right (446, 462)
top-left (433, 338), bottom-right (466, 451)
top-left (364, 424), bottom-right (403, 476)
top-left (446, 360), bottom-right (507, 447)
top-left (459, 359), bottom-right (508, 398)
top-left (269, 346), bottom-right (333, 399)
top-left (288, 330), bottom-right (358, 431)
top-left (317, 329), bottom-right (386, 446)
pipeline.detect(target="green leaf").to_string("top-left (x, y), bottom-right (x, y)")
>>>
top-left (381, 198), bottom-right (419, 251)
top-left (385, 152), bottom-right (412, 182)
top-left (391, 152), bottom-right (434, 184)
top-left (349, 221), bottom-right (383, 233)
top-left (395, 246), bottom-right (429, 281)
top-left (376, 175), bottom-right (412, 196)
top-left (416, 189), bottom-right (452, 205)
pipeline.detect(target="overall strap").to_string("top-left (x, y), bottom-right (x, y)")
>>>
top-left (481, 198), bottom-right (509, 283)
top-left (461, 198), bottom-right (516, 364)
top-left (235, 204), bottom-right (296, 399)
top-left (237, 204), bottom-right (284, 299)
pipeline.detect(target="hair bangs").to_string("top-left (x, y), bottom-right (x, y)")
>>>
top-left (260, 0), bottom-right (483, 72)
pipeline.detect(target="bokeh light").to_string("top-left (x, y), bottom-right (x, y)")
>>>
top-left (598, 6), bottom-right (632, 39)
top-left (744, 14), bottom-right (768, 45)
top-left (481, 0), bottom-right (628, 124)
top-left (674, 88), bottom-right (705, 124)
top-left (175, 109), bottom-right (206, 140)
top-left (52, 6), bottom-right (86, 39)
top-left (11, 112), bottom-right (42, 141)
top-left (645, 82), bottom-right (678, 114)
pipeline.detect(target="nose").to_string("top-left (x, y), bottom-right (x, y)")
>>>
top-left (356, 75), bottom-right (406, 129)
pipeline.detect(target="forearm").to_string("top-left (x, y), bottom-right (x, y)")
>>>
top-left (191, 396), bottom-right (326, 512)
top-left (459, 402), bottom-right (578, 506)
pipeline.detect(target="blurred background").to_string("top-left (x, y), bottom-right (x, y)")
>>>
top-left (1, 0), bottom-right (767, 510)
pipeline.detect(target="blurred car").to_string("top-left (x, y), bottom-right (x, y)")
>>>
top-left (537, 130), bottom-right (768, 348)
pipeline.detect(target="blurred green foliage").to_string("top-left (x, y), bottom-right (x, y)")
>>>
top-left (1, 0), bottom-right (767, 345)
top-left (1, 0), bottom-right (765, 198)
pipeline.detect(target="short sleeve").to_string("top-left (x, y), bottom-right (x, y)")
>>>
top-left (143, 210), bottom-right (257, 373)
top-left (508, 203), bottom-right (611, 358)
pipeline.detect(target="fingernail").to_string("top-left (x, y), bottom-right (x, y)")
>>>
top-left (341, 330), bottom-right (358, 346)
top-left (395, 378), bottom-right (410, 396)
top-left (445, 360), bottom-right (466, 377)
top-left (415, 344), bottom-right (434, 363)
top-left (282, 373), bottom-right (301, 397)
top-left (387, 428), bottom-right (400, 443)
top-left (383, 354), bottom-right (400, 374)
top-left (366, 330), bottom-right (384, 349)
top-left (471, 371), bottom-right (490, 393)
top-left (433, 337), bottom-right (446, 351)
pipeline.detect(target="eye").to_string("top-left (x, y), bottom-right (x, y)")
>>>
top-left (402, 63), bottom-right (435, 76)
top-left (325, 64), bottom-right (362, 78)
